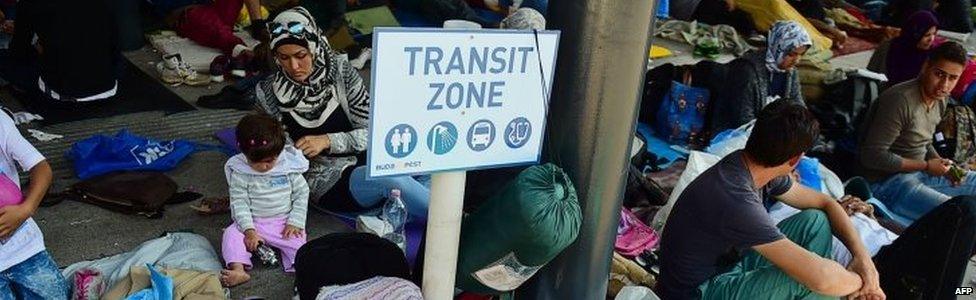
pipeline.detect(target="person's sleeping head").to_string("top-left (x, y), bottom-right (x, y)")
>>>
top-left (920, 41), bottom-right (967, 101)
top-left (902, 11), bottom-right (939, 51)
top-left (268, 7), bottom-right (329, 83)
top-left (500, 8), bottom-right (546, 30)
top-left (744, 99), bottom-right (820, 172)
top-left (765, 21), bottom-right (812, 72)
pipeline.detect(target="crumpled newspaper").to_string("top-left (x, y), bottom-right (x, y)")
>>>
top-left (27, 129), bottom-right (63, 142)
top-left (11, 112), bottom-right (43, 125)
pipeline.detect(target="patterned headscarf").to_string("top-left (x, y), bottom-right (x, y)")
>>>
top-left (266, 7), bottom-right (341, 129)
top-left (500, 8), bottom-right (546, 30)
top-left (765, 21), bottom-right (813, 73)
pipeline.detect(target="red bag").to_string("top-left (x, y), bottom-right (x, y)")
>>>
top-left (614, 208), bottom-right (660, 257)
top-left (844, 7), bottom-right (872, 25)
top-left (952, 59), bottom-right (976, 99)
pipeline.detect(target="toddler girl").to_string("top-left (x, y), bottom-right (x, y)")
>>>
top-left (221, 114), bottom-right (310, 287)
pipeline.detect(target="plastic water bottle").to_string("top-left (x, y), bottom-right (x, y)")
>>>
top-left (382, 189), bottom-right (407, 250)
top-left (255, 242), bottom-right (279, 266)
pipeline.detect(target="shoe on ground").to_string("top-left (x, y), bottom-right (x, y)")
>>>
top-left (350, 48), bottom-right (371, 70)
top-left (178, 63), bottom-right (211, 86)
top-left (356, 214), bottom-right (392, 237)
top-left (158, 53), bottom-right (210, 86)
top-left (746, 34), bottom-right (766, 47)
top-left (210, 55), bottom-right (230, 83)
top-left (156, 54), bottom-right (184, 85)
top-left (230, 51), bottom-right (255, 78)
top-left (197, 86), bottom-right (252, 110)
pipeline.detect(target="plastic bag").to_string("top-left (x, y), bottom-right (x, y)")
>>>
top-left (797, 157), bottom-right (822, 191)
top-left (655, 80), bottom-right (709, 145)
top-left (615, 208), bottom-right (660, 257)
top-left (125, 264), bottom-right (173, 300)
top-left (68, 130), bottom-right (224, 179)
top-left (615, 286), bottom-right (662, 300)
top-left (705, 120), bottom-right (755, 158)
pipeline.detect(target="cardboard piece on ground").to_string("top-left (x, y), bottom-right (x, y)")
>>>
top-left (649, 45), bottom-right (673, 59)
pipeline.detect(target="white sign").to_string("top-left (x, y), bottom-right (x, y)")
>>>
top-left (367, 28), bottom-right (560, 178)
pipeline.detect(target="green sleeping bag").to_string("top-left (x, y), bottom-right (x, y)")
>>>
top-left (456, 163), bottom-right (582, 294)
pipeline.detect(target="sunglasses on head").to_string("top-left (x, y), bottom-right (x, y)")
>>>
top-left (267, 21), bottom-right (306, 35)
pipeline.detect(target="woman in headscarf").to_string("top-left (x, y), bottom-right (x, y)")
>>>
top-left (869, 11), bottom-right (941, 88)
top-left (256, 7), bottom-right (431, 216)
top-left (734, 0), bottom-right (833, 65)
top-left (710, 21), bottom-right (813, 133)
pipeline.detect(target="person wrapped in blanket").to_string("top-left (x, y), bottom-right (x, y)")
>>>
top-left (256, 7), bottom-right (431, 220)
top-left (710, 21), bottom-right (810, 133)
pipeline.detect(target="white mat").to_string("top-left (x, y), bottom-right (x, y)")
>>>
top-left (147, 30), bottom-right (261, 72)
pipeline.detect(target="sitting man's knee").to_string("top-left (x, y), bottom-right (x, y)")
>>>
top-left (948, 195), bottom-right (976, 220)
top-left (796, 209), bottom-right (828, 222)
top-left (794, 209), bottom-right (830, 230)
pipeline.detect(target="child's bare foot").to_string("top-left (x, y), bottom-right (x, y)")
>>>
top-left (220, 266), bottom-right (251, 287)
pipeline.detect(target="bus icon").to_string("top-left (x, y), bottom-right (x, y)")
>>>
top-left (467, 120), bottom-right (496, 152)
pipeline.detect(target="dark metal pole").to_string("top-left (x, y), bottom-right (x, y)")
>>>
top-left (518, 0), bottom-right (657, 298)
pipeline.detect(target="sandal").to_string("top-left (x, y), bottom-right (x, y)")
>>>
top-left (190, 197), bottom-right (230, 215)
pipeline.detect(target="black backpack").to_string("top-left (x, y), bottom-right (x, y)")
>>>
top-left (810, 75), bottom-right (881, 141)
top-left (294, 232), bottom-right (411, 299)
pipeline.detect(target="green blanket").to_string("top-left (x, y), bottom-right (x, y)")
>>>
top-left (345, 6), bottom-right (400, 35)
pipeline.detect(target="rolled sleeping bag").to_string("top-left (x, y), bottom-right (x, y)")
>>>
top-left (456, 163), bottom-right (582, 294)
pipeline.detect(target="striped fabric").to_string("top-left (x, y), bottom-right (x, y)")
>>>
top-left (315, 277), bottom-right (423, 300)
top-left (228, 172), bottom-right (310, 231)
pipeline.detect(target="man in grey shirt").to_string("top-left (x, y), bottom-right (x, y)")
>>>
top-left (858, 41), bottom-right (976, 223)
